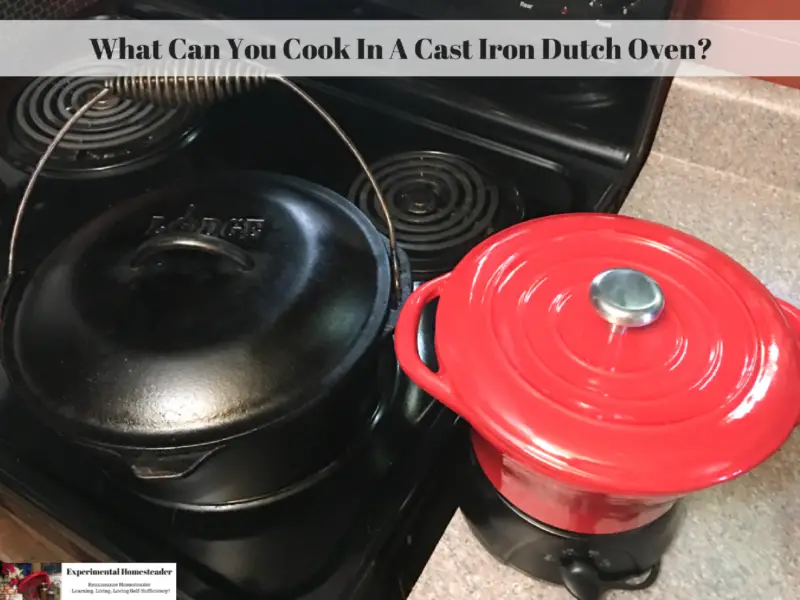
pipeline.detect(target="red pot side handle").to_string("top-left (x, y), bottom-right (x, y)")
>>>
top-left (394, 273), bottom-right (460, 413)
top-left (777, 298), bottom-right (800, 427)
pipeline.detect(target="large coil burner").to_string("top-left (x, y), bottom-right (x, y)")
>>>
top-left (349, 151), bottom-right (523, 279)
top-left (4, 76), bottom-right (200, 178)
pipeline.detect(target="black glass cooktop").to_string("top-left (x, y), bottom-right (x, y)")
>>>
top-left (0, 74), bottom-right (609, 279)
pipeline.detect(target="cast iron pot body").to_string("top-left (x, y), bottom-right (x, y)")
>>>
top-left (395, 214), bottom-right (800, 535)
top-left (1, 171), bottom-right (408, 510)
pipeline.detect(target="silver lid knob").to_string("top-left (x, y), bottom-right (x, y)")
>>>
top-left (590, 268), bottom-right (665, 329)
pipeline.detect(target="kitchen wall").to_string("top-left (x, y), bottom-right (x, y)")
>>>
top-left (697, 0), bottom-right (800, 89)
top-left (697, 0), bottom-right (800, 20)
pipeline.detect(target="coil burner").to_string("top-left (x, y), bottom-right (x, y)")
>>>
top-left (349, 151), bottom-right (523, 279)
top-left (5, 76), bottom-right (200, 178)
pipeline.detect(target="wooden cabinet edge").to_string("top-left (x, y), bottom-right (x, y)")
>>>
top-left (0, 484), bottom-right (111, 562)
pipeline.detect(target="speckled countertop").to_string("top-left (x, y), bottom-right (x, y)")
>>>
top-left (410, 77), bottom-right (800, 600)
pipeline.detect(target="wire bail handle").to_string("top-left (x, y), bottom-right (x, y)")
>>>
top-left (5, 70), bottom-right (402, 304)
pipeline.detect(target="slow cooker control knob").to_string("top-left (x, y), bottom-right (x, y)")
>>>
top-left (560, 560), bottom-right (605, 600)
top-left (590, 268), bottom-right (665, 329)
top-left (560, 558), bottom-right (663, 599)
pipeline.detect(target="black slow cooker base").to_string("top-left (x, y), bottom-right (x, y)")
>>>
top-left (459, 448), bottom-right (685, 600)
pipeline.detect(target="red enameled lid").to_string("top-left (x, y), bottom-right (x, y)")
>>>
top-left (432, 214), bottom-right (800, 495)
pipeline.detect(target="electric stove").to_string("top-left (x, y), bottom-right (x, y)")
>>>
top-left (0, 0), bottom-right (679, 599)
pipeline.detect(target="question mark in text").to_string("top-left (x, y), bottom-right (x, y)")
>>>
top-left (698, 38), bottom-right (711, 59)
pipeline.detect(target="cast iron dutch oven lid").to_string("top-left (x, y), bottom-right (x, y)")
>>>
top-left (6, 172), bottom-right (392, 447)
top-left (395, 213), bottom-right (800, 496)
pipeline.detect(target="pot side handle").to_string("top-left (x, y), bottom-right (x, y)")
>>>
top-left (776, 299), bottom-right (800, 427)
top-left (128, 449), bottom-right (218, 480)
top-left (83, 442), bottom-right (219, 481)
top-left (394, 274), bottom-right (458, 411)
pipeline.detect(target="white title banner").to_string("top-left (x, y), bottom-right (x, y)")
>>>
top-left (1, 20), bottom-right (799, 77)
top-left (61, 563), bottom-right (177, 599)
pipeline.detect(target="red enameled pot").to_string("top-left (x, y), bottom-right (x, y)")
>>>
top-left (395, 214), bottom-right (800, 535)
top-left (780, 299), bottom-right (800, 427)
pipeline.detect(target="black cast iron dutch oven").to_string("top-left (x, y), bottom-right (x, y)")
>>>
top-left (0, 171), bottom-right (411, 511)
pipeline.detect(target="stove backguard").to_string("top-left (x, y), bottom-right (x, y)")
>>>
top-left (0, 0), bottom-right (95, 18)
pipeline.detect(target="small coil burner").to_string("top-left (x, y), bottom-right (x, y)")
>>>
top-left (348, 151), bottom-right (522, 279)
top-left (4, 76), bottom-right (200, 178)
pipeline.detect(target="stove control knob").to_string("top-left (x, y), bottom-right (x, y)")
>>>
top-left (589, 0), bottom-right (640, 17)
top-left (560, 560), bottom-right (605, 600)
